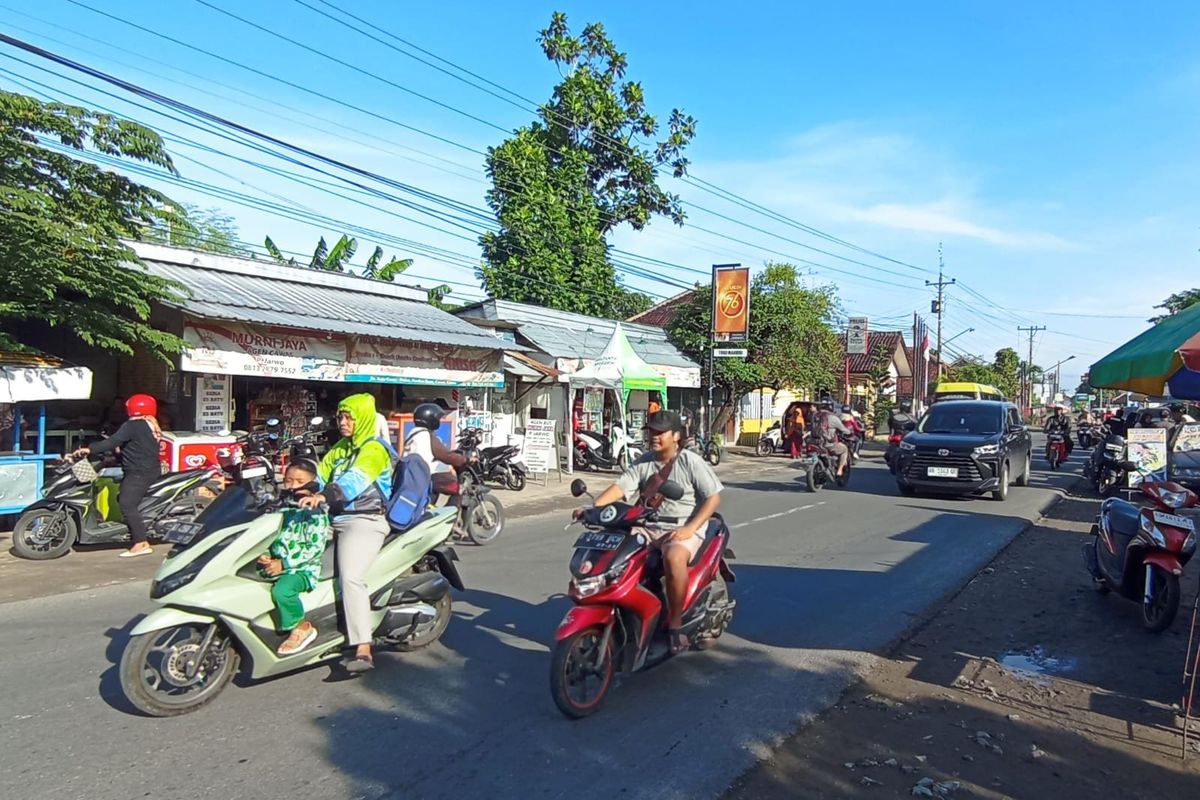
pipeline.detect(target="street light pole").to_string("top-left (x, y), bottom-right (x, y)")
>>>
top-left (1046, 355), bottom-right (1075, 403)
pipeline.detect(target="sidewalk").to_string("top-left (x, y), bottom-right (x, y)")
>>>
top-left (725, 479), bottom-right (1200, 799)
top-left (0, 448), bottom-right (788, 604)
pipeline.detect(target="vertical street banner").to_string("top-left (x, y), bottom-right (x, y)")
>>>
top-left (712, 265), bottom-right (750, 341)
top-left (1127, 427), bottom-right (1168, 486)
top-left (846, 317), bottom-right (869, 355)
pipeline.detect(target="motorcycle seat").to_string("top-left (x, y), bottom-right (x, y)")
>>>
top-left (1101, 497), bottom-right (1141, 539)
top-left (688, 518), bottom-right (730, 566)
top-left (381, 512), bottom-right (435, 547)
top-left (480, 445), bottom-right (514, 459)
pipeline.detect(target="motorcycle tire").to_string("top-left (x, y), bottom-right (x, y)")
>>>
top-left (705, 443), bottom-right (721, 467)
top-left (12, 509), bottom-right (79, 560)
top-left (118, 622), bottom-right (239, 717)
top-left (1141, 567), bottom-right (1181, 633)
top-left (505, 470), bottom-right (527, 492)
top-left (394, 593), bottom-right (453, 652)
top-left (1088, 537), bottom-right (1110, 594)
top-left (756, 440), bottom-right (772, 457)
top-left (465, 494), bottom-right (505, 545)
top-left (805, 467), bottom-right (820, 493)
top-left (550, 626), bottom-right (614, 719)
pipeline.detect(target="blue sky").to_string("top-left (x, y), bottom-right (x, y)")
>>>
top-left (5, 1), bottom-right (1200, 389)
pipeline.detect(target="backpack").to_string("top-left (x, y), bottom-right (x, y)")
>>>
top-left (384, 453), bottom-right (433, 532)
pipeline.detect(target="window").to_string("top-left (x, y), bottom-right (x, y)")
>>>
top-left (919, 405), bottom-right (1004, 436)
top-left (1007, 408), bottom-right (1021, 428)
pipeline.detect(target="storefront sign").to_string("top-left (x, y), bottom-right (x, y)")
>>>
top-left (344, 338), bottom-right (502, 388)
top-left (1128, 427), bottom-right (1168, 486)
top-left (523, 419), bottom-right (557, 474)
top-left (182, 321), bottom-right (344, 380)
top-left (650, 363), bottom-right (701, 389)
top-left (194, 374), bottom-right (232, 434)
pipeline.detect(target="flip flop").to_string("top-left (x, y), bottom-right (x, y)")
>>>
top-left (344, 654), bottom-right (375, 673)
top-left (118, 547), bottom-right (154, 558)
top-left (277, 626), bottom-right (318, 655)
top-left (669, 629), bottom-right (691, 655)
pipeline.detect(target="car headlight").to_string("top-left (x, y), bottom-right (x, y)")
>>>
top-left (1139, 514), bottom-right (1167, 548)
top-left (973, 443), bottom-right (1001, 456)
top-left (1160, 490), bottom-right (1189, 509)
top-left (899, 441), bottom-right (916, 452)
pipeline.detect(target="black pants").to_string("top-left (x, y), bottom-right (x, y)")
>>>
top-left (118, 471), bottom-right (157, 545)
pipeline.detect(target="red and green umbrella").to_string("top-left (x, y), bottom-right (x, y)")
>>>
top-left (1088, 302), bottom-right (1200, 398)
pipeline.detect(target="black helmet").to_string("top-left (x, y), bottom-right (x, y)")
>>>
top-left (1170, 402), bottom-right (1186, 413)
top-left (898, 399), bottom-right (912, 413)
top-left (818, 398), bottom-right (835, 411)
top-left (413, 402), bottom-right (444, 431)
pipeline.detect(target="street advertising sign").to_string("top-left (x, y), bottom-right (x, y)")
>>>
top-left (344, 337), bottom-right (503, 388)
top-left (523, 419), bottom-right (557, 474)
top-left (846, 317), bottom-right (869, 355)
top-left (712, 265), bottom-right (750, 342)
top-left (194, 373), bottom-right (231, 433)
top-left (1171, 423), bottom-right (1200, 482)
top-left (1127, 427), bottom-right (1169, 487)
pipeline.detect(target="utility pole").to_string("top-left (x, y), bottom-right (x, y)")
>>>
top-left (1017, 324), bottom-right (1046, 409)
top-left (925, 244), bottom-right (955, 381)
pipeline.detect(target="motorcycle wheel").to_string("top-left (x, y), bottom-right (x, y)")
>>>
top-left (756, 439), bottom-right (772, 457)
top-left (705, 442), bottom-right (721, 467)
top-left (465, 494), bottom-right (505, 545)
top-left (119, 622), bottom-right (239, 717)
top-left (575, 448), bottom-right (592, 471)
top-left (805, 467), bottom-right (820, 493)
top-left (12, 509), bottom-right (79, 560)
top-left (505, 470), bottom-right (527, 492)
top-left (698, 575), bottom-right (733, 649)
top-left (550, 626), bottom-right (614, 719)
top-left (1141, 567), bottom-right (1181, 633)
top-left (394, 593), bottom-right (453, 652)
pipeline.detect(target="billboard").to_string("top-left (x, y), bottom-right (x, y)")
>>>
top-left (712, 265), bottom-right (750, 341)
top-left (846, 317), bottom-right (869, 355)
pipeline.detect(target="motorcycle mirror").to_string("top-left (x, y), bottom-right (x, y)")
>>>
top-left (266, 417), bottom-right (282, 429)
top-left (570, 478), bottom-right (589, 498)
top-left (659, 480), bottom-right (685, 501)
top-left (309, 416), bottom-right (324, 428)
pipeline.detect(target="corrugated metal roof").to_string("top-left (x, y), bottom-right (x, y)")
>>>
top-left (456, 299), bottom-right (698, 368)
top-left (137, 249), bottom-right (508, 352)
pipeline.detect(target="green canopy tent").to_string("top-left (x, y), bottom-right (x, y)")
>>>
top-left (1089, 302), bottom-right (1200, 398)
top-left (568, 323), bottom-right (668, 402)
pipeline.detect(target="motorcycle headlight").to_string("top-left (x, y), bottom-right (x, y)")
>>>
top-left (1160, 490), bottom-right (1189, 509)
top-left (899, 441), bottom-right (916, 452)
top-left (1184, 531), bottom-right (1197, 556)
top-left (150, 532), bottom-right (240, 599)
top-left (1138, 514), bottom-right (1167, 548)
top-left (571, 562), bottom-right (629, 597)
top-left (973, 443), bottom-right (1001, 456)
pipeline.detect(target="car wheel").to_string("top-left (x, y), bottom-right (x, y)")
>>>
top-left (1014, 452), bottom-right (1031, 487)
top-left (991, 461), bottom-right (1010, 501)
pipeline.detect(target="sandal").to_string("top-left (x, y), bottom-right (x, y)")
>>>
top-left (277, 625), bottom-right (318, 655)
top-left (344, 653), bottom-right (375, 673)
top-left (669, 629), bottom-right (692, 655)
top-left (118, 546), bottom-right (154, 558)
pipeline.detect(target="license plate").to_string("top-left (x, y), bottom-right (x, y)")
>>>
top-left (240, 465), bottom-right (268, 479)
top-left (574, 531), bottom-right (625, 551)
top-left (927, 466), bottom-right (959, 478)
top-left (1154, 511), bottom-right (1195, 531)
top-left (163, 521), bottom-right (204, 544)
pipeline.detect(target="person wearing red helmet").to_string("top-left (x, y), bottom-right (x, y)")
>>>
top-left (72, 394), bottom-right (163, 557)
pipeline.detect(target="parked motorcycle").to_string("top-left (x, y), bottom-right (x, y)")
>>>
top-left (118, 488), bottom-right (464, 716)
top-left (756, 422), bottom-right (782, 456)
top-left (800, 438), bottom-right (851, 492)
top-left (458, 427), bottom-right (528, 491)
top-left (1046, 431), bottom-right (1069, 470)
top-left (1083, 463), bottom-right (1198, 631)
top-left (575, 423), bottom-right (637, 471)
top-left (550, 478), bottom-right (736, 718)
top-left (12, 456), bottom-right (219, 560)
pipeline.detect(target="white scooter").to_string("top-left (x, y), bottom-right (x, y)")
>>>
top-left (574, 422), bottom-right (639, 471)
top-left (756, 422), bottom-right (783, 456)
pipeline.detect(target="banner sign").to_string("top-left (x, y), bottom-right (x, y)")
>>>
top-left (181, 320), bottom-right (502, 388)
top-left (194, 374), bottom-right (231, 433)
top-left (712, 265), bottom-right (750, 342)
top-left (523, 418), bottom-right (557, 474)
top-left (1171, 423), bottom-right (1200, 481)
top-left (1128, 427), bottom-right (1168, 486)
top-left (846, 317), bottom-right (869, 355)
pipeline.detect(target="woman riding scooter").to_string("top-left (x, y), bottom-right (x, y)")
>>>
top-left (72, 393), bottom-right (162, 558)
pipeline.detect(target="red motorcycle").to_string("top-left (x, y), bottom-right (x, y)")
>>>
top-left (1085, 464), bottom-right (1198, 631)
top-left (550, 478), bottom-right (737, 718)
top-left (1046, 431), bottom-right (1069, 470)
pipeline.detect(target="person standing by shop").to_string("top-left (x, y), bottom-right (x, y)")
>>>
top-left (299, 393), bottom-right (393, 673)
top-left (72, 394), bottom-right (162, 558)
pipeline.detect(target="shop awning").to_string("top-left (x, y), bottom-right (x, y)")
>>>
top-left (1089, 303), bottom-right (1200, 397)
top-left (0, 352), bottom-right (92, 402)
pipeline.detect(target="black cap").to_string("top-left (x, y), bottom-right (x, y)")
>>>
top-left (645, 409), bottom-right (683, 433)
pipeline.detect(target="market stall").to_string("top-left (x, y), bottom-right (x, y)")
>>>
top-left (0, 353), bottom-right (93, 514)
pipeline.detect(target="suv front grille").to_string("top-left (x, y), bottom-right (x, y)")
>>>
top-left (906, 451), bottom-right (981, 482)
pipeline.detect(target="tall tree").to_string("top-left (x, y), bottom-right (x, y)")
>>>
top-left (0, 91), bottom-right (184, 358)
top-left (143, 203), bottom-right (248, 256)
top-left (1150, 289), bottom-right (1200, 323)
top-left (667, 263), bottom-right (841, 431)
top-left (264, 235), bottom-right (450, 306)
top-left (478, 12), bottom-right (696, 318)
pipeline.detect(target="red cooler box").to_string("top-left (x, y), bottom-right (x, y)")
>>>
top-left (159, 431), bottom-right (238, 472)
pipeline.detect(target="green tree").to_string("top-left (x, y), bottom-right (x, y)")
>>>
top-left (478, 11), bottom-right (696, 318)
top-left (1150, 289), bottom-right (1200, 323)
top-left (264, 233), bottom-right (357, 271)
top-left (143, 203), bottom-right (248, 256)
top-left (667, 263), bottom-right (841, 431)
top-left (0, 91), bottom-right (184, 358)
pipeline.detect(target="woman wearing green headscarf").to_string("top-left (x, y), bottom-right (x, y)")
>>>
top-left (299, 393), bottom-right (394, 672)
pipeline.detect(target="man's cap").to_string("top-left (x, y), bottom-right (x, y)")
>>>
top-left (645, 409), bottom-right (683, 433)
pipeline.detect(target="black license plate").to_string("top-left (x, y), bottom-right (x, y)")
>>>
top-left (574, 531), bottom-right (625, 551)
top-left (163, 521), bottom-right (204, 545)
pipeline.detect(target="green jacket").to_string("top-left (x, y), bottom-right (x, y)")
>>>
top-left (318, 393), bottom-right (394, 517)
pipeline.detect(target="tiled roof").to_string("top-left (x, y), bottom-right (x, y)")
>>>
top-left (627, 290), bottom-right (697, 327)
top-left (838, 330), bottom-right (911, 375)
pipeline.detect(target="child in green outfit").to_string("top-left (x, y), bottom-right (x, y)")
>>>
top-left (257, 461), bottom-right (329, 655)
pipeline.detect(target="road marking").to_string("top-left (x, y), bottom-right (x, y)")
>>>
top-left (732, 501), bottom-right (825, 530)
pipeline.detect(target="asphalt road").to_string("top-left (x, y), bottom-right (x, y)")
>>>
top-left (0, 442), bottom-right (1079, 800)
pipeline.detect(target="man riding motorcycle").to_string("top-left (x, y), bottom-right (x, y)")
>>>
top-left (582, 410), bottom-right (723, 654)
top-left (812, 399), bottom-right (851, 477)
top-left (888, 400), bottom-right (917, 435)
top-left (1045, 405), bottom-right (1073, 458)
top-left (404, 403), bottom-right (471, 522)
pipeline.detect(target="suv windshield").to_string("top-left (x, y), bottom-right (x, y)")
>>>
top-left (919, 405), bottom-right (1004, 436)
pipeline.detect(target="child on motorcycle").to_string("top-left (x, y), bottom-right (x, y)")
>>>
top-left (257, 460), bottom-right (329, 656)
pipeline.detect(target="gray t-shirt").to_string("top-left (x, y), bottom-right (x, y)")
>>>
top-left (615, 449), bottom-right (724, 526)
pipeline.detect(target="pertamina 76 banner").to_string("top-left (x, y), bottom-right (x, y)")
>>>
top-left (712, 265), bottom-right (750, 341)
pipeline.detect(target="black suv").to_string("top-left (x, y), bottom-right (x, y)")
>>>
top-left (894, 400), bottom-right (1032, 501)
